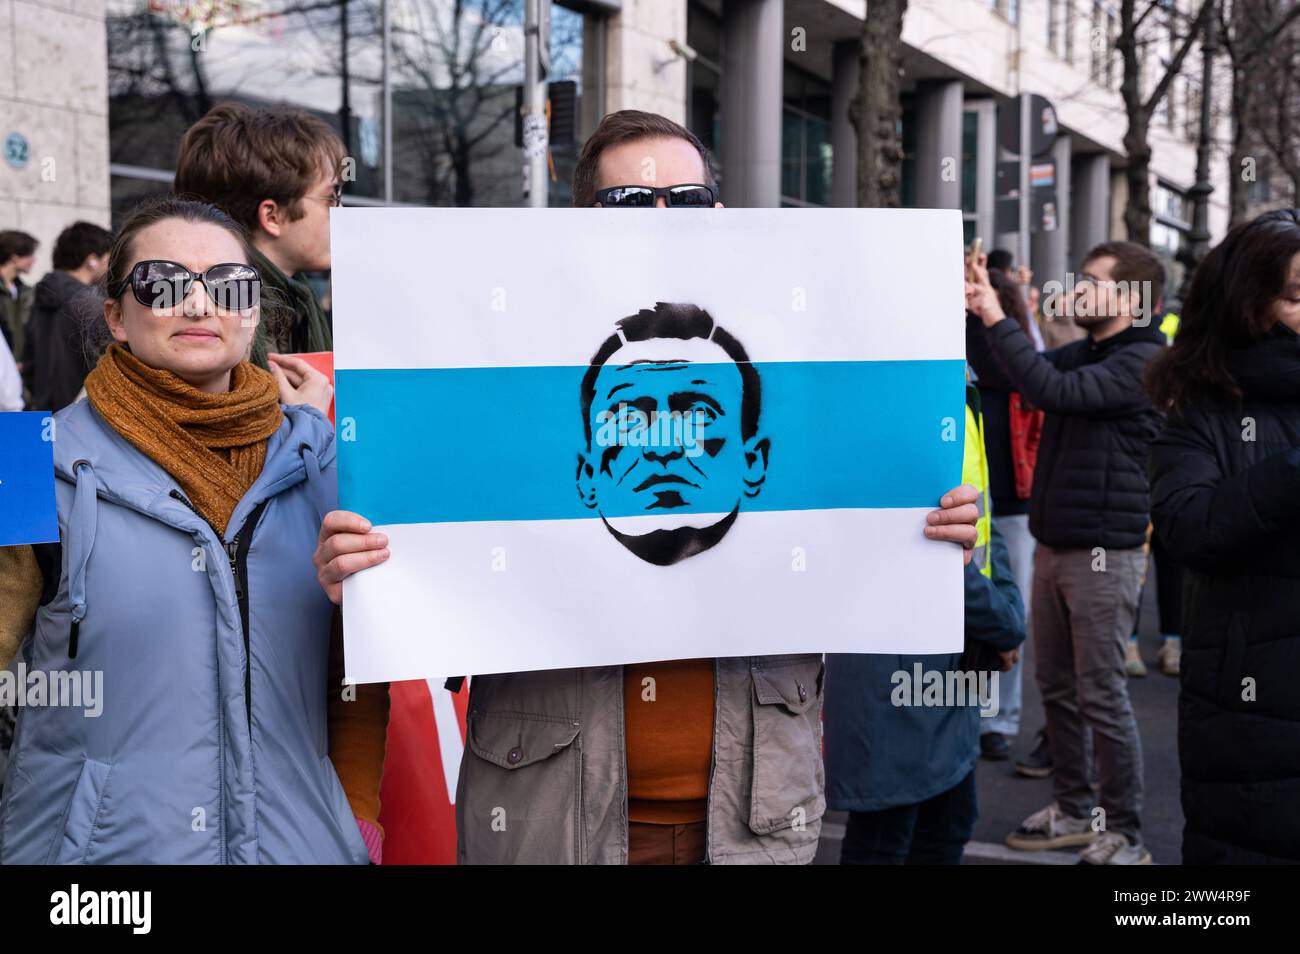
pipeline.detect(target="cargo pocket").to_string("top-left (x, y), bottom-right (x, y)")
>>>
top-left (48, 757), bottom-right (113, 865)
top-left (748, 657), bottom-right (826, 836)
top-left (458, 712), bottom-right (583, 864)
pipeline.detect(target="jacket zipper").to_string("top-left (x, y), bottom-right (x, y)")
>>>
top-left (231, 500), bottom-right (269, 733)
top-left (168, 489), bottom-right (230, 861)
top-left (169, 490), bottom-right (268, 735)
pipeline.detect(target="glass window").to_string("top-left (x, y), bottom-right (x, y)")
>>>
top-left (1064, 0), bottom-right (1075, 63)
top-left (110, 174), bottom-right (172, 228)
top-left (388, 0), bottom-right (588, 207)
top-left (687, 0), bottom-right (724, 170)
top-left (899, 96), bottom-right (917, 209)
top-left (780, 67), bottom-right (832, 207)
top-left (1090, 1), bottom-right (1104, 82)
top-left (961, 110), bottom-right (978, 214)
top-left (108, 0), bottom-right (385, 197)
top-left (107, 0), bottom-right (603, 211)
top-left (1154, 181), bottom-right (1189, 225)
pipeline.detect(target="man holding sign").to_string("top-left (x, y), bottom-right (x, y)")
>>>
top-left (317, 111), bottom-right (977, 865)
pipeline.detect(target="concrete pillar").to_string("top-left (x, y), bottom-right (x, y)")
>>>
top-left (721, 0), bottom-right (783, 207)
top-left (1071, 152), bottom-right (1112, 265)
top-left (970, 99), bottom-right (997, 245)
top-left (831, 39), bottom-right (859, 207)
top-left (1030, 134), bottom-right (1072, 291)
top-left (913, 79), bottom-right (964, 210)
top-left (602, 0), bottom-right (688, 122)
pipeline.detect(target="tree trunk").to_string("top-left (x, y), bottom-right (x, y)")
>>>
top-left (1118, 0), bottom-right (1152, 245)
top-left (1228, 67), bottom-right (1253, 227)
top-left (1118, 0), bottom-right (1210, 245)
top-left (850, 0), bottom-right (908, 208)
top-left (1123, 112), bottom-right (1153, 245)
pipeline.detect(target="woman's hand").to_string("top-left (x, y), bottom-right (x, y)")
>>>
top-left (925, 484), bottom-right (980, 566)
top-left (314, 510), bottom-right (390, 605)
top-left (964, 254), bottom-right (1006, 329)
top-left (268, 352), bottom-right (333, 417)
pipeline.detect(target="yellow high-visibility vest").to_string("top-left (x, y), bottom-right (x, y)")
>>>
top-left (962, 384), bottom-right (992, 579)
top-left (1160, 312), bottom-right (1180, 344)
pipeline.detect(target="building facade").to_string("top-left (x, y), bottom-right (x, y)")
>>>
top-left (2, 0), bottom-right (1232, 296)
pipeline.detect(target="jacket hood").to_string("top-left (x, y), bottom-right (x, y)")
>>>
top-left (1229, 322), bottom-right (1300, 401)
top-left (51, 398), bottom-right (336, 538)
top-left (33, 270), bottom-right (90, 310)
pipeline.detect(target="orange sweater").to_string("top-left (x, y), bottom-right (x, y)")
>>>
top-left (623, 658), bottom-right (716, 825)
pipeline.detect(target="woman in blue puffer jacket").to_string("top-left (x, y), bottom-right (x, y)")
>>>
top-left (0, 198), bottom-right (386, 864)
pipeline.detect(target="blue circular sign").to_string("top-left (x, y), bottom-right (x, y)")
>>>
top-left (4, 131), bottom-right (30, 169)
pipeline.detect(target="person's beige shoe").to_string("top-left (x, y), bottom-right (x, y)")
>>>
top-left (1159, 637), bottom-right (1181, 676)
top-left (1006, 803), bottom-right (1098, 851)
top-left (1079, 832), bottom-right (1152, 865)
top-left (1125, 637), bottom-right (1148, 678)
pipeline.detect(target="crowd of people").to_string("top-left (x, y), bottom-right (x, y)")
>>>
top-left (0, 102), bottom-right (1296, 866)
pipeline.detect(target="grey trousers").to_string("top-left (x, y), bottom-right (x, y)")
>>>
top-left (1032, 544), bottom-right (1145, 839)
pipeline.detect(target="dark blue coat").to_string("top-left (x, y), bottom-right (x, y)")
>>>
top-left (824, 523), bottom-right (1025, 811)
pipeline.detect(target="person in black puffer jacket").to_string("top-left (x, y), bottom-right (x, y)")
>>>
top-left (967, 240), bottom-right (1168, 865)
top-left (1147, 208), bottom-right (1300, 865)
top-left (22, 221), bottom-right (112, 411)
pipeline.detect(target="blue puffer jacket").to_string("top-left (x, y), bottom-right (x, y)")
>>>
top-left (824, 523), bottom-right (1025, 811)
top-left (0, 398), bottom-right (368, 864)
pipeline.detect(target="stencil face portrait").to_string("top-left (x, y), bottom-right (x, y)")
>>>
top-left (577, 302), bottom-right (770, 566)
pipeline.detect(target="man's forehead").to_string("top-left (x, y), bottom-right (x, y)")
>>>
top-left (1081, 254), bottom-right (1117, 280)
top-left (596, 136), bottom-right (707, 188)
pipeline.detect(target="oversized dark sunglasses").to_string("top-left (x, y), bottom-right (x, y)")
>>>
top-left (593, 184), bottom-right (716, 208)
top-left (118, 260), bottom-right (261, 314)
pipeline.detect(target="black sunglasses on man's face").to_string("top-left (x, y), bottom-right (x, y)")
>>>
top-left (593, 184), bottom-right (717, 208)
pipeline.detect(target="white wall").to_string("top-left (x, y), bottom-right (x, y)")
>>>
top-left (0, 0), bottom-right (111, 276)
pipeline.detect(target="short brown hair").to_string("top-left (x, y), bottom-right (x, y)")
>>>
top-left (52, 222), bottom-right (113, 271)
top-left (0, 230), bottom-right (38, 263)
top-left (174, 102), bottom-right (346, 234)
top-left (572, 110), bottom-right (717, 208)
top-left (1081, 240), bottom-right (1167, 322)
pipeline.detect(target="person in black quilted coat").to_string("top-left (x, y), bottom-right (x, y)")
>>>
top-left (1147, 208), bottom-right (1300, 864)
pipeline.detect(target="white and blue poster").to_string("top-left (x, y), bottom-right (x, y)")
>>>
top-left (332, 208), bottom-right (967, 682)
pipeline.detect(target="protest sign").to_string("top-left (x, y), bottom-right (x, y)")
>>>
top-left (332, 208), bottom-right (967, 682)
top-left (0, 412), bottom-right (58, 547)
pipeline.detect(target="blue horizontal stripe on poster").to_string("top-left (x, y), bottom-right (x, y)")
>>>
top-left (0, 411), bottom-right (59, 546)
top-left (336, 359), bottom-right (966, 525)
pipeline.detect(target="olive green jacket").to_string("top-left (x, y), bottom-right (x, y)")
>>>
top-left (0, 280), bottom-right (34, 368)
